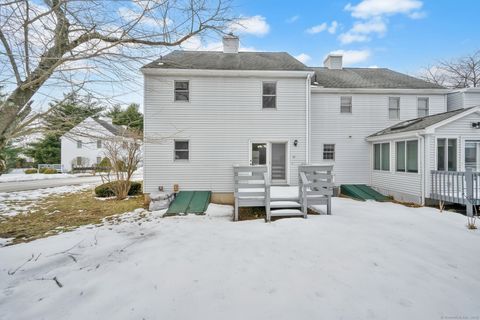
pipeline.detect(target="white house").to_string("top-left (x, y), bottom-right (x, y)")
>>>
top-left (60, 117), bottom-right (125, 172)
top-left (142, 35), bottom-right (480, 205)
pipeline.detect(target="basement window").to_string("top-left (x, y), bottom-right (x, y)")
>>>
top-left (174, 81), bottom-right (189, 102)
top-left (174, 140), bottom-right (189, 161)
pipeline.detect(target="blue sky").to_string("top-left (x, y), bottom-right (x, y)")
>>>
top-left (224, 0), bottom-right (478, 73)
top-left (20, 0), bottom-right (479, 110)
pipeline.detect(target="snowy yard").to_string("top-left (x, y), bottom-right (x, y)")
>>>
top-left (0, 172), bottom-right (79, 183)
top-left (1, 198), bottom-right (479, 320)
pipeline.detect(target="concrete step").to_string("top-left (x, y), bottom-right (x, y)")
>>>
top-left (270, 201), bottom-right (301, 208)
top-left (270, 209), bottom-right (305, 217)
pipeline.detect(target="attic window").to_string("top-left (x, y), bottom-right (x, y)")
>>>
top-left (174, 81), bottom-right (189, 101)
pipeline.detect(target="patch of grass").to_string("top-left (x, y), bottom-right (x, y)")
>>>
top-left (0, 190), bottom-right (144, 245)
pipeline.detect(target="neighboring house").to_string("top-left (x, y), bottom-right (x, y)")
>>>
top-left (60, 117), bottom-right (125, 172)
top-left (142, 35), bottom-right (480, 205)
top-left (447, 87), bottom-right (480, 111)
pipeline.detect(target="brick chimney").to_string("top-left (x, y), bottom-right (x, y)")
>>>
top-left (324, 54), bottom-right (343, 69)
top-left (222, 34), bottom-right (239, 53)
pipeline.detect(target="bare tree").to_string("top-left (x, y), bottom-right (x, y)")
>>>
top-left (0, 0), bottom-right (233, 154)
top-left (101, 129), bottom-right (143, 200)
top-left (421, 50), bottom-right (480, 88)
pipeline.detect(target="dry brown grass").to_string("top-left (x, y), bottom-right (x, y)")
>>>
top-left (0, 191), bottom-right (144, 245)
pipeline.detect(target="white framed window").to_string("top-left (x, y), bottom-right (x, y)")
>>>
top-left (262, 81), bottom-right (276, 109)
top-left (96, 157), bottom-right (102, 164)
top-left (97, 140), bottom-right (102, 149)
top-left (77, 140), bottom-right (82, 149)
top-left (76, 156), bottom-right (82, 166)
top-left (388, 97), bottom-right (400, 120)
top-left (374, 142), bottom-right (390, 171)
top-left (437, 138), bottom-right (457, 171)
top-left (174, 80), bottom-right (189, 101)
top-left (340, 96), bottom-right (352, 113)
top-left (323, 144), bottom-right (335, 160)
top-left (417, 97), bottom-right (429, 117)
top-left (396, 140), bottom-right (418, 173)
top-left (174, 140), bottom-right (189, 160)
top-left (465, 140), bottom-right (480, 172)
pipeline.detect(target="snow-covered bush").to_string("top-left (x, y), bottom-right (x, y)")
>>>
top-left (24, 168), bottom-right (38, 174)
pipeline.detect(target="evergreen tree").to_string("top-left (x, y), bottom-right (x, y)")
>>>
top-left (107, 103), bottom-right (144, 131)
top-left (24, 134), bottom-right (61, 165)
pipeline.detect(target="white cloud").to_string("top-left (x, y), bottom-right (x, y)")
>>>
top-left (286, 15), bottom-right (300, 23)
top-left (345, 0), bottom-right (423, 19)
top-left (294, 53), bottom-right (311, 64)
top-left (339, 18), bottom-right (386, 44)
top-left (340, 0), bottom-right (424, 45)
top-left (368, 65), bottom-right (379, 68)
top-left (328, 49), bottom-right (371, 66)
top-left (306, 23), bottom-right (328, 34)
top-left (118, 7), bottom-right (172, 27)
top-left (229, 15), bottom-right (270, 37)
top-left (328, 21), bottom-right (339, 34)
top-left (179, 36), bottom-right (257, 52)
top-left (409, 11), bottom-right (427, 19)
top-left (306, 21), bottom-right (338, 35)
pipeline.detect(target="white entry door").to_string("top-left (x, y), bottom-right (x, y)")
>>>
top-left (250, 141), bottom-right (288, 184)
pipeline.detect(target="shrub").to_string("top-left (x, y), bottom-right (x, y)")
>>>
top-left (38, 167), bottom-right (47, 173)
top-left (43, 168), bottom-right (58, 174)
top-left (24, 168), bottom-right (38, 174)
top-left (95, 181), bottom-right (142, 198)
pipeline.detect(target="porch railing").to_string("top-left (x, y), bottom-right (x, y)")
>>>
top-left (430, 169), bottom-right (480, 216)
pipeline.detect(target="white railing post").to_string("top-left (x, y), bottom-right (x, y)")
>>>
top-left (465, 168), bottom-right (474, 217)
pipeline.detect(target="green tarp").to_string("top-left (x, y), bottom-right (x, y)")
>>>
top-left (166, 191), bottom-right (212, 215)
top-left (341, 185), bottom-right (390, 202)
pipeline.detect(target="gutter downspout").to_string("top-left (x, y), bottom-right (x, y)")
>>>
top-left (306, 74), bottom-right (311, 164)
top-left (416, 133), bottom-right (426, 205)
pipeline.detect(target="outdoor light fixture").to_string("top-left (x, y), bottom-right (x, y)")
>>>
top-left (472, 122), bottom-right (480, 129)
top-left (294, 139), bottom-right (298, 147)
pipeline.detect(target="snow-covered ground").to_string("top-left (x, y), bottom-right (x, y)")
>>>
top-left (1, 198), bottom-right (479, 319)
top-left (0, 172), bottom-right (79, 183)
top-left (0, 184), bottom-right (94, 217)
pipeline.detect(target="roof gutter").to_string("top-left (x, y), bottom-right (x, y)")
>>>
top-left (366, 130), bottom-right (426, 142)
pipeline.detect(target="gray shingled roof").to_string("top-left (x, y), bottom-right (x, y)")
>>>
top-left (93, 118), bottom-right (125, 136)
top-left (369, 108), bottom-right (472, 137)
top-left (142, 50), bottom-right (310, 71)
top-left (311, 67), bottom-right (445, 89)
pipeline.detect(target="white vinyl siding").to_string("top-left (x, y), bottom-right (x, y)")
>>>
top-left (310, 93), bottom-right (446, 185)
top-left (144, 75), bottom-right (307, 193)
top-left (340, 96), bottom-right (352, 113)
top-left (388, 97), bottom-right (400, 119)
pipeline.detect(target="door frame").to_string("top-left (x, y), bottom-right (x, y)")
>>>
top-left (248, 139), bottom-right (290, 185)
